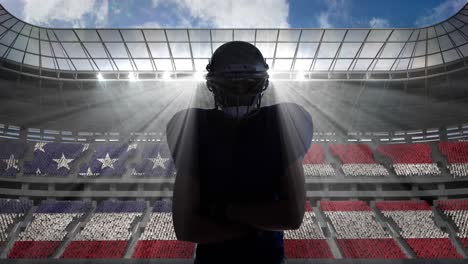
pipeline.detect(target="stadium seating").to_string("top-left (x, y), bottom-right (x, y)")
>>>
top-left (377, 143), bottom-right (441, 177)
top-left (131, 143), bottom-right (176, 177)
top-left (79, 144), bottom-right (137, 177)
top-left (132, 199), bottom-right (194, 258)
top-left (283, 201), bottom-right (333, 258)
top-left (329, 144), bottom-right (389, 177)
top-left (302, 145), bottom-right (335, 177)
top-left (62, 200), bottom-right (146, 258)
top-left (8, 200), bottom-right (91, 258)
top-left (439, 142), bottom-right (468, 177)
top-left (0, 141), bottom-right (27, 177)
top-left (437, 199), bottom-right (468, 249)
top-left (24, 142), bottom-right (89, 176)
top-left (0, 199), bottom-right (32, 247)
top-left (375, 200), bottom-right (462, 258)
top-left (320, 200), bottom-right (405, 258)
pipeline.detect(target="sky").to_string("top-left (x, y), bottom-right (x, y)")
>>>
top-left (0, 0), bottom-right (467, 29)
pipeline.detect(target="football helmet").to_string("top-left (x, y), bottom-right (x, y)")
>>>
top-left (206, 41), bottom-right (269, 120)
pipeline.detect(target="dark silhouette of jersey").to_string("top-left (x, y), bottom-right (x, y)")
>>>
top-left (166, 102), bottom-right (313, 263)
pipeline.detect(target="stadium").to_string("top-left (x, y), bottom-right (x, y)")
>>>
top-left (0, 1), bottom-right (468, 263)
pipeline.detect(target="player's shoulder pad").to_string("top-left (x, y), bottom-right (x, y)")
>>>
top-left (274, 102), bottom-right (313, 127)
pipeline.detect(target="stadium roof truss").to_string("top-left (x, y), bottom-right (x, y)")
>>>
top-left (0, 4), bottom-right (467, 81)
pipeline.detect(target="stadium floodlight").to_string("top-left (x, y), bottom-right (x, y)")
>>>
top-left (162, 71), bottom-right (172, 80)
top-left (128, 72), bottom-right (137, 82)
top-left (97, 73), bottom-right (105, 81)
top-left (296, 71), bottom-right (306, 81)
top-left (194, 71), bottom-right (205, 81)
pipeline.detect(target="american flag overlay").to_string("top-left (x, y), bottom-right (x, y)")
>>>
top-left (79, 144), bottom-right (137, 177)
top-left (0, 141), bottom-right (27, 177)
top-left (0, 199), bottom-right (32, 248)
top-left (24, 143), bottom-right (88, 176)
top-left (131, 143), bottom-right (176, 177)
top-left (8, 200), bottom-right (91, 258)
top-left (132, 199), bottom-right (195, 258)
top-left (62, 200), bottom-right (146, 258)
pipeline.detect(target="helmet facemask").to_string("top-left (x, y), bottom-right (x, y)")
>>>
top-left (207, 77), bottom-right (268, 120)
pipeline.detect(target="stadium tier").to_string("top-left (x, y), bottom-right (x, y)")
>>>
top-left (1, 198), bottom-right (468, 259)
top-left (329, 144), bottom-right (390, 177)
top-left (8, 200), bottom-right (91, 258)
top-left (0, 199), bottom-right (31, 249)
top-left (0, 141), bottom-right (27, 177)
top-left (132, 199), bottom-right (195, 258)
top-left (375, 200), bottom-right (462, 259)
top-left (437, 199), bottom-right (468, 250)
top-left (377, 143), bottom-right (441, 177)
top-left (302, 144), bottom-right (336, 177)
top-left (62, 200), bottom-right (145, 258)
top-left (24, 143), bottom-right (89, 177)
top-left (283, 201), bottom-right (333, 258)
top-left (439, 142), bottom-right (468, 178)
top-left (320, 200), bottom-right (406, 258)
top-left (1, 140), bottom-right (464, 179)
top-left (131, 143), bottom-right (176, 178)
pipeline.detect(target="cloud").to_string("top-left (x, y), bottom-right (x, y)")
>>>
top-left (369, 17), bottom-right (390, 28)
top-left (415, 0), bottom-right (467, 27)
top-left (130, 21), bottom-right (164, 28)
top-left (152, 0), bottom-right (290, 28)
top-left (318, 13), bottom-right (332, 28)
top-left (18, 0), bottom-right (109, 28)
top-left (316, 0), bottom-right (351, 28)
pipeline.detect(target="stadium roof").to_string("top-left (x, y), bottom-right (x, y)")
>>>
top-left (0, 4), bottom-right (467, 81)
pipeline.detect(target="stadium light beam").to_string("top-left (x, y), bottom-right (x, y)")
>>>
top-left (97, 73), bottom-right (105, 81)
top-left (194, 71), bottom-right (205, 81)
top-left (296, 71), bottom-right (306, 81)
top-left (162, 71), bottom-right (172, 80)
top-left (128, 72), bottom-right (137, 82)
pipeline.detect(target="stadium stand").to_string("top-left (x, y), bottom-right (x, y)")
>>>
top-left (131, 143), bottom-right (176, 177)
top-left (62, 200), bottom-right (145, 258)
top-left (24, 142), bottom-right (89, 176)
top-left (8, 200), bottom-right (91, 258)
top-left (376, 143), bottom-right (441, 177)
top-left (302, 145), bottom-right (335, 177)
top-left (320, 200), bottom-right (405, 258)
top-left (437, 199), bottom-right (468, 249)
top-left (283, 201), bottom-right (333, 258)
top-left (132, 199), bottom-right (194, 258)
top-left (329, 144), bottom-right (389, 177)
top-left (0, 141), bottom-right (27, 177)
top-left (78, 144), bottom-right (137, 177)
top-left (0, 199), bottom-right (32, 248)
top-left (375, 200), bottom-right (462, 258)
top-left (439, 142), bottom-right (468, 178)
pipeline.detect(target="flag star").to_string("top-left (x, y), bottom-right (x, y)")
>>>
top-left (53, 153), bottom-right (74, 170)
top-left (3, 154), bottom-right (19, 170)
top-left (98, 153), bottom-right (118, 169)
top-left (148, 153), bottom-right (169, 170)
top-left (35, 168), bottom-right (42, 175)
top-left (34, 142), bottom-right (47, 152)
top-left (82, 144), bottom-right (90, 152)
top-left (127, 144), bottom-right (138, 152)
top-left (83, 167), bottom-right (94, 177)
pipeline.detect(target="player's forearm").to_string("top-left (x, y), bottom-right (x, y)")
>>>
top-left (184, 214), bottom-right (253, 244)
top-left (226, 200), bottom-right (302, 231)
